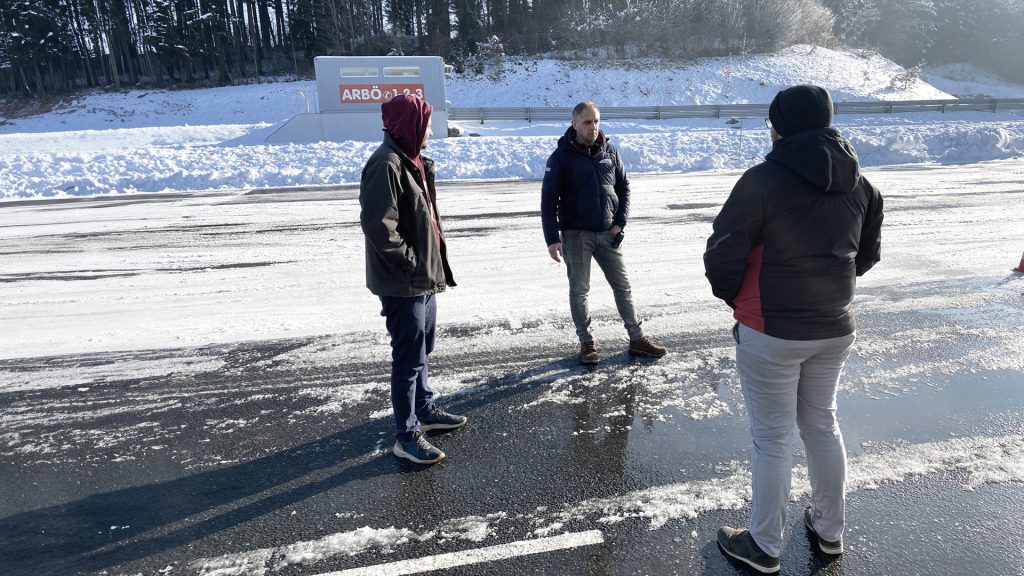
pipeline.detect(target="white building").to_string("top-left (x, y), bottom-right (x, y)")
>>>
top-left (267, 56), bottom-right (450, 143)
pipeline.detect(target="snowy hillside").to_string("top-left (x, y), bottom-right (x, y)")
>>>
top-left (447, 46), bottom-right (954, 106)
top-left (921, 63), bottom-right (1024, 99)
top-left (0, 45), bottom-right (1022, 199)
top-left (0, 46), bottom-right (961, 133)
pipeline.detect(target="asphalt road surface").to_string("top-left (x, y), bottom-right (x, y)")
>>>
top-left (2, 163), bottom-right (1023, 576)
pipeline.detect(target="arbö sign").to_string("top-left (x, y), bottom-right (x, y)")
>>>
top-left (316, 57), bottom-right (445, 113)
top-left (265, 56), bottom-right (449, 143)
top-left (340, 84), bottom-right (425, 104)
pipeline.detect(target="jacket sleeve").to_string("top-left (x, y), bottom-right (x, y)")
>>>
top-left (704, 170), bottom-right (763, 307)
top-left (360, 159), bottom-right (416, 274)
top-left (613, 148), bottom-right (630, 228)
top-left (540, 151), bottom-right (562, 246)
top-left (855, 177), bottom-right (884, 277)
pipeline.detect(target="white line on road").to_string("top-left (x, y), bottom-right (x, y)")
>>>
top-left (315, 530), bottom-right (605, 576)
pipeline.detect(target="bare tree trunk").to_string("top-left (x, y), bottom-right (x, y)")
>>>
top-left (248, 0), bottom-right (263, 77)
top-left (273, 0), bottom-right (285, 46)
top-left (130, 0), bottom-right (154, 82)
top-left (105, 32), bottom-right (122, 88)
top-left (345, 0), bottom-right (356, 45)
top-left (19, 67), bottom-right (32, 95)
top-left (415, 0), bottom-right (422, 38)
top-left (233, 0), bottom-right (249, 79)
top-left (70, 2), bottom-right (97, 87)
top-left (285, 0), bottom-right (297, 74)
top-left (59, 58), bottom-right (69, 91)
top-left (213, 21), bottom-right (232, 83)
top-left (257, 0), bottom-right (273, 49)
top-left (91, 31), bottom-right (109, 85)
top-left (109, 0), bottom-right (138, 84)
top-left (33, 62), bottom-right (45, 95)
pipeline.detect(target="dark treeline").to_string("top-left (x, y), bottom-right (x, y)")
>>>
top-left (0, 0), bottom-right (1021, 97)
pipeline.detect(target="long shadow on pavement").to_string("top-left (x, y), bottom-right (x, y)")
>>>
top-left (0, 335), bottom-right (686, 576)
top-left (0, 416), bottom-right (399, 576)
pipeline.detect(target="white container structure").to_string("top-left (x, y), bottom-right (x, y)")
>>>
top-left (267, 56), bottom-right (450, 143)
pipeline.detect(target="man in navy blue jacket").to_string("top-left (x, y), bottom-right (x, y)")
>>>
top-left (541, 101), bottom-right (668, 364)
top-left (705, 85), bottom-right (883, 573)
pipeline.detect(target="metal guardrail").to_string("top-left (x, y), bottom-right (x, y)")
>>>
top-left (449, 98), bottom-right (1024, 123)
top-left (296, 89), bottom-right (320, 114)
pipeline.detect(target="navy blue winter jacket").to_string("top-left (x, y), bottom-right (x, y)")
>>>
top-left (541, 127), bottom-right (630, 246)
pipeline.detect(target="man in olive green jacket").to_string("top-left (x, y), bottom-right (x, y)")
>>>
top-left (360, 94), bottom-right (466, 465)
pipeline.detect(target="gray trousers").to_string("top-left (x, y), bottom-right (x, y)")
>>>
top-left (561, 229), bottom-right (643, 343)
top-left (734, 322), bottom-right (855, 558)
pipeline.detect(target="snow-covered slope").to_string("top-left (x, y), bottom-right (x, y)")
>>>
top-left (922, 63), bottom-right (1024, 99)
top-left (0, 45), bottom-right (1022, 199)
top-left (0, 45), bottom-right (966, 133)
top-left (447, 45), bottom-right (953, 106)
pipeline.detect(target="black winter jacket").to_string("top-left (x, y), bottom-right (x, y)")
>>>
top-left (360, 133), bottom-right (455, 297)
top-left (541, 128), bottom-right (630, 246)
top-left (704, 127), bottom-right (883, 340)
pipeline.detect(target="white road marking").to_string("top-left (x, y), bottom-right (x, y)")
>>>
top-left (315, 530), bottom-right (605, 576)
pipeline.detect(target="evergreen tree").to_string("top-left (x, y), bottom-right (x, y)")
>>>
top-left (452, 0), bottom-right (483, 54)
top-left (2, 0), bottom-right (74, 93)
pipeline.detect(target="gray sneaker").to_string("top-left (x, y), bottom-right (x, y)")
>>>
top-left (717, 526), bottom-right (780, 574)
top-left (393, 433), bottom-right (445, 464)
top-left (804, 506), bottom-right (844, 555)
top-left (420, 409), bottom-right (468, 432)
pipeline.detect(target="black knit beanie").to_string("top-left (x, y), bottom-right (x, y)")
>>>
top-left (768, 85), bottom-right (834, 138)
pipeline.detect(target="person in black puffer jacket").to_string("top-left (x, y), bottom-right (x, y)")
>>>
top-left (541, 101), bottom-right (668, 364)
top-left (707, 85), bottom-right (883, 574)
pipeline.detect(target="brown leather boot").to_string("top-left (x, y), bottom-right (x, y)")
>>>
top-left (580, 341), bottom-right (599, 365)
top-left (628, 335), bottom-right (668, 358)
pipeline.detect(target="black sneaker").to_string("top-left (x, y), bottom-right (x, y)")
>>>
top-left (804, 506), bottom-right (844, 555)
top-left (580, 341), bottom-right (599, 365)
top-left (393, 433), bottom-right (445, 464)
top-left (717, 526), bottom-right (780, 574)
top-left (420, 409), bottom-right (468, 432)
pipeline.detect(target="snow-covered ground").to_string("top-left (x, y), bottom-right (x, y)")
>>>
top-left (0, 45), bottom-right (1022, 200)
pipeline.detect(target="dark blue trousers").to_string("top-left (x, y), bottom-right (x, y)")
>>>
top-left (380, 294), bottom-right (437, 441)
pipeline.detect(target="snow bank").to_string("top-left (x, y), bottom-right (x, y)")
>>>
top-left (1, 115), bottom-right (1022, 199)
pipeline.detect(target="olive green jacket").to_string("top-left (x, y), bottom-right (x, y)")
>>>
top-left (359, 133), bottom-right (455, 297)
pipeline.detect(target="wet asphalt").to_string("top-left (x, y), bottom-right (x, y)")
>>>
top-left (2, 313), bottom-right (1023, 576)
top-left (2, 179), bottom-right (1024, 576)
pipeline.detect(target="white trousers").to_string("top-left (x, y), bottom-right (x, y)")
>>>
top-left (734, 322), bottom-right (855, 557)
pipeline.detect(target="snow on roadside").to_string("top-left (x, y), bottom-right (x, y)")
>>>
top-left (1, 115), bottom-right (1022, 199)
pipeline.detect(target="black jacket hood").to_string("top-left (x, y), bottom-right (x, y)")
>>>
top-left (765, 127), bottom-right (861, 194)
